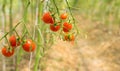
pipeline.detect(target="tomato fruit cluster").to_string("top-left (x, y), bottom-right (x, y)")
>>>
top-left (42, 12), bottom-right (61, 32)
top-left (42, 12), bottom-right (75, 41)
top-left (1, 35), bottom-right (36, 57)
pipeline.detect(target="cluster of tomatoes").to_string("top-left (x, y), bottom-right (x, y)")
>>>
top-left (42, 12), bottom-right (75, 41)
top-left (1, 35), bottom-right (36, 57)
top-left (1, 12), bottom-right (76, 57)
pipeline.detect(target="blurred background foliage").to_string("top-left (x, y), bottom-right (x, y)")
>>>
top-left (0, 0), bottom-right (120, 28)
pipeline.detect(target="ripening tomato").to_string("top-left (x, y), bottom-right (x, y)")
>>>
top-left (50, 24), bottom-right (60, 32)
top-left (22, 39), bottom-right (36, 52)
top-left (64, 34), bottom-right (75, 41)
top-left (60, 13), bottom-right (67, 19)
top-left (2, 47), bottom-right (14, 57)
top-left (63, 22), bottom-right (72, 32)
top-left (42, 12), bottom-right (54, 24)
top-left (9, 35), bottom-right (20, 48)
top-left (69, 35), bottom-right (75, 41)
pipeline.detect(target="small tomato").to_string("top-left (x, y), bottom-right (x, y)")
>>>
top-left (9, 35), bottom-right (20, 48)
top-left (50, 24), bottom-right (60, 32)
top-left (60, 13), bottom-right (67, 19)
top-left (2, 47), bottom-right (14, 57)
top-left (42, 12), bottom-right (54, 24)
top-left (22, 39), bottom-right (36, 52)
top-left (63, 22), bottom-right (72, 32)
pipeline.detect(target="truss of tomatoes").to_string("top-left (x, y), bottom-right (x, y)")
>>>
top-left (1, 35), bottom-right (36, 57)
top-left (42, 12), bottom-right (75, 41)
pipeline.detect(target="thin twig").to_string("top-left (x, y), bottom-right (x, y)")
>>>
top-left (0, 21), bottom-right (22, 41)
top-left (65, 0), bottom-right (79, 36)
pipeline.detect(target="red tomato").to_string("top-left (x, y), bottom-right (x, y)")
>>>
top-left (2, 47), bottom-right (14, 57)
top-left (9, 35), bottom-right (16, 47)
top-left (9, 35), bottom-right (20, 48)
top-left (63, 22), bottom-right (72, 32)
top-left (50, 24), bottom-right (60, 32)
top-left (22, 39), bottom-right (36, 52)
top-left (60, 13), bottom-right (67, 19)
top-left (63, 27), bottom-right (69, 32)
top-left (42, 12), bottom-right (54, 24)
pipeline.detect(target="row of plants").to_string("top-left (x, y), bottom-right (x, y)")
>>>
top-left (0, 0), bottom-right (79, 71)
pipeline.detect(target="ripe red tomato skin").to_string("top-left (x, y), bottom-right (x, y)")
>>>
top-left (22, 39), bottom-right (36, 52)
top-left (50, 24), bottom-right (60, 32)
top-left (9, 35), bottom-right (20, 48)
top-left (63, 22), bottom-right (72, 32)
top-left (9, 35), bottom-right (16, 47)
top-left (60, 13), bottom-right (67, 19)
top-left (63, 27), bottom-right (69, 32)
top-left (42, 12), bottom-right (54, 24)
top-left (2, 47), bottom-right (14, 57)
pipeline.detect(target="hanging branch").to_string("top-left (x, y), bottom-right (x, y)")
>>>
top-left (65, 0), bottom-right (79, 36)
top-left (9, 0), bottom-right (13, 35)
top-left (52, 0), bottom-right (60, 15)
top-left (52, 0), bottom-right (62, 22)
top-left (0, 21), bottom-right (22, 41)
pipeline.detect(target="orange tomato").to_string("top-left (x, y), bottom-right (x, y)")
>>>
top-left (60, 13), bottom-right (67, 19)
top-left (42, 12), bottom-right (54, 24)
top-left (63, 22), bottom-right (72, 32)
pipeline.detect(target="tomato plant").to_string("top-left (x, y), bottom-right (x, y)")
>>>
top-left (60, 13), bottom-right (67, 20)
top-left (22, 39), bottom-right (36, 52)
top-left (42, 12), bottom-right (54, 24)
top-left (63, 22), bottom-right (72, 32)
top-left (0, 0), bottom-right (79, 70)
top-left (1, 47), bottom-right (14, 57)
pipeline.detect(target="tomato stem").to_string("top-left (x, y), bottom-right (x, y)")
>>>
top-left (9, 0), bottom-right (13, 35)
top-left (23, 23), bottom-right (33, 40)
top-left (14, 29), bottom-right (20, 39)
top-left (52, 0), bottom-right (62, 22)
top-left (21, 30), bottom-right (27, 41)
top-left (5, 36), bottom-right (11, 50)
top-left (0, 21), bottom-right (22, 41)
top-left (65, 0), bottom-right (80, 36)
